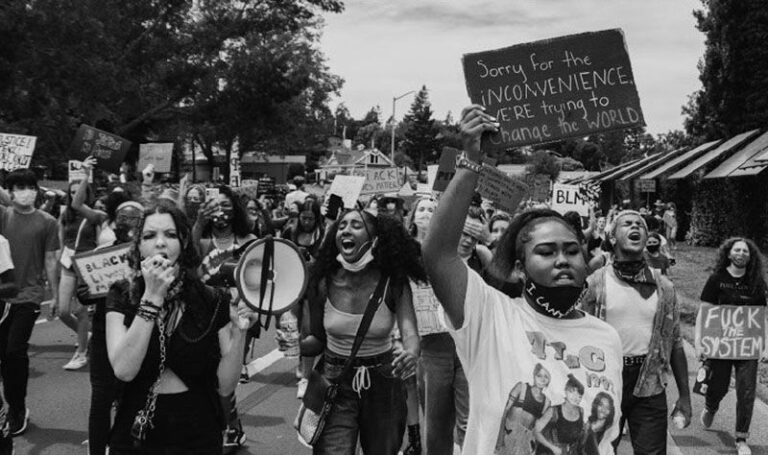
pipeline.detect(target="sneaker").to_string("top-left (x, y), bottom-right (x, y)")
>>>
top-left (223, 426), bottom-right (246, 453)
top-left (296, 378), bottom-right (308, 400)
top-left (736, 441), bottom-right (752, 455)
top-left (239, 366), bottom-right (249, 384)
top-left (700, 409), bottom-right (714, 429)
top-left (63, 351), bottom-right (88, 370)
top-left (9, 408), bottom-right (29, 437)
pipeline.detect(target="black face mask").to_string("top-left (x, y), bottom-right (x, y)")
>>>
top-left (524, 279), bottom-right (585, 319)
top-left (646, 244), bottom-right (660, 253)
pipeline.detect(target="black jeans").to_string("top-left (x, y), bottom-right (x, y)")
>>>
top-left (613, 364), bottom-right (667, 455)
top-left (313, 351), bottom-right (406, 455)
top-left (89, 328), bottom-right (121, 455)
top-left (704, 358), bottom-right (757, 439)
top-left (0, 302), bottom-right (39, 414)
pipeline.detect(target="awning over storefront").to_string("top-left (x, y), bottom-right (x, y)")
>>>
top-left (597, 153), bottom-right (662, 182)
top-left (568, 159), bottom-right (640, 184)
top-left (618, 148), bottom-right (688, 181)
top-left (638, 139), bottom-right (721, 181)
top-left (667, 129), bottom-right (760, 180)
top-left (704, 130), bottom-right (768, 179)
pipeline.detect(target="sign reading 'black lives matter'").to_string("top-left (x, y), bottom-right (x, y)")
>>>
top-left (462, 29), bottom-right (645, 152)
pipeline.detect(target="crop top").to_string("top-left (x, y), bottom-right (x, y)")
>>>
top-left (512, 383), bottom-right (546, 418)
top-left (105, 277), bottom-right (231, 398)
top-left (324, 298), bottom-right (395, 357)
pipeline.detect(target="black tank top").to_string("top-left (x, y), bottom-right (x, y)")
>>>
top-left (512, 383), bottom-right (545, 418)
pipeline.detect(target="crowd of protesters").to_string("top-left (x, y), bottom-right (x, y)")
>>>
top-left (0, 107), bottom-right (765, 455)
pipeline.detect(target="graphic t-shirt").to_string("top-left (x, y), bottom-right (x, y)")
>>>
top-left (700, 270), bottom-right (767, 306)
top-left (447, 267), bottom-right (624, 455)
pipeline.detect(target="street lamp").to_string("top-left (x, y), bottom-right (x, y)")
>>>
top-left (391, 90), bottom-right (416, 163)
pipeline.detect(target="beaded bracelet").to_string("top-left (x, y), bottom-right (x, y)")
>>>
top-left (140, 299), bottom-right (162, 310)
top-left (136, 306), bottom-right (159, 322)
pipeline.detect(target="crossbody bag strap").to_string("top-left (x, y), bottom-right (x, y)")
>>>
top-left (339, 275), bottom-right (390, 378)
top-left (73, 218), bottom-right (88, 251)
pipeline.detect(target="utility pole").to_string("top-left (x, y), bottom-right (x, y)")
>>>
top-left (390, 90), bottom-right (416, 163)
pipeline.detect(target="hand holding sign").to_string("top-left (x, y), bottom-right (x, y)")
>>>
top-left (459, 105), bottom-right (499, 158)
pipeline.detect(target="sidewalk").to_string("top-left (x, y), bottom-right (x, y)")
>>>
top-left (617, 340), bottom-right (768, 455)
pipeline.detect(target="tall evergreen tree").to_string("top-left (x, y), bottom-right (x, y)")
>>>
top-left (402, 85), bottom-right (440, 171)
top-left (683, 0), bottom-right (768, 139)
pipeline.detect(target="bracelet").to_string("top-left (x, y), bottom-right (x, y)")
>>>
top-left (136, 305), bottom-right (160, 322)
top-left (455, 154), bottom-right (483, 174)
top-left (140, 299), bottom-right (162, 310)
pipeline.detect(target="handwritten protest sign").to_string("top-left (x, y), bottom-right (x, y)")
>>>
top-left (477, 166), bottom-right (529, 213)
top-left (412, 281), bottom-right (447, 336)
top-left (72, 243), bottom-right (133, 298)
top-left (0, 133), bottom-right (36, 171)
top-left (329, 175), bottom-right (366, 209)
top-left (432, 148), bottom-right (460, 192)
top-left (68, 160), bottom-right (93, 183)
top-left (354, 167), bottom-right (401, 195)
top-left (696, 304), bottom-right (765, 360)
top-left (70, 125), bottom-right (131, 173)
top-left (462, 29), bottom-right (645, 152)
top-left (138, 143), bottom-right (174, 173)
top-left (205, 187), bottom-right (219, 200)
top-left (257, 176), bottom-right (275, 195)
top-left (550, 183), bottom-right (591, 216)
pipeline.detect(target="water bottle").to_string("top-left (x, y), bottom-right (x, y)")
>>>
top-left (278, 311), bottom-right (300, 358)
top-left (671, 405), bottom-right (689, 429)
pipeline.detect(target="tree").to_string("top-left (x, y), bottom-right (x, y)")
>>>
top-left (526, 150), bottom-right (560, 181)
top-left (0, 0), bottom-right (344, 178)
top-left (402, 85), bottom-right (441, 171)
top-left (683, 0), bottom-right (768, 139)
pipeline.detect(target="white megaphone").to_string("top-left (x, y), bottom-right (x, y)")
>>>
top-left (233, 236), bottom-right (308, 328)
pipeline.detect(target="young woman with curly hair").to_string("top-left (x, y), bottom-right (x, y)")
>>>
top-left (105, 200), bottom-right (252, 454)
top-left (698, 237), bottom-right (768, 455)
top-left (301, 209), bottom-right (426, 455)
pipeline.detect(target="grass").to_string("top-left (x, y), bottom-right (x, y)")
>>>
top-left (670, 243), bottom-right (768, 403)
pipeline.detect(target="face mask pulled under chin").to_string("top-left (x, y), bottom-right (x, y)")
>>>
top-left (524, 279), bottom-right (586, 319)
top-left (13, 189), bottom-right (37, 207)
top-left (337, 238), bottom-right (377, 273)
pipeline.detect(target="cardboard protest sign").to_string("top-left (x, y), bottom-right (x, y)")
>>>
top-left (68, 160), bottom-right (93, 183)
top-left (205, 187), bottom-right (220, 200)
top-left (329, 175), bottom-right (366, 209)
top-left (550, 183), bottom-right (591, 216)
top-left (0, 133), bottom-right (36, 170)
top-left (477, 166), bottom-right (529, 213)
top-left (138, 143), bottom-right (174, 173)
top-left (257, 176), bottom-right (276, 195)
top-left (432, 148), bottom-right (460, 192)
top-left (69, 125), bottom-right (131, 173)
top-left (462, 29), bottom-right (645, 152)
top-left (354, 167), bottom-right (401, 195)
top-left (525, 174), bottom-right (552, 202)
top-left (696, 304), bottom-right (765, 360)
top-left (412, 281), bottom-right (447, 336)
top-left (72, 243), bottom-right (133, 298)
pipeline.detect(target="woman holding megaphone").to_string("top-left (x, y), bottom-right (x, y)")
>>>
top-left (105, 200), bottom-right (255, 454)
top-left (300, 208), bottom-right (425, 454)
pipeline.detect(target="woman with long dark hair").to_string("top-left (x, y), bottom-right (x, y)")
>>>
top-left (301, 209), bottom-right (425, 454)
top-left (422, 105), bottom-right (623, 455)
top-left (105, 200), bottom-right (251, 454)
top-left (698, 237), bottom-right (767, 455)
top-left (282, 199), bottom-right (324, 262)
top-left (58, 177), bottom-right (99, 370)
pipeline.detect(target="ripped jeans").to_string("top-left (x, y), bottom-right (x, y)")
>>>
top-left (313, 350), bottom-right (406, 455)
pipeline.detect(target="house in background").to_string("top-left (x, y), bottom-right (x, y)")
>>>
top-left (315, 145), bottom-right (395, 181)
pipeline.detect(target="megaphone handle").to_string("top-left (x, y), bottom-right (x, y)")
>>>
top-left (259, 236), bottom-right (275, 329)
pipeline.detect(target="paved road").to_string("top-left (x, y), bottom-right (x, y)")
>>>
top-left (9, 314), bottom-right (768, 454)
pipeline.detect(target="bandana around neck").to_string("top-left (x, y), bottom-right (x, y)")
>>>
top-left (523, 279), bottom-right (586, 319)
top-left (612, 259), bottom-right (657, 299)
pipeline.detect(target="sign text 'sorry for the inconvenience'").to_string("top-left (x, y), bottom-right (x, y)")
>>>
top-left (462, 29), bottom-right (645, 152)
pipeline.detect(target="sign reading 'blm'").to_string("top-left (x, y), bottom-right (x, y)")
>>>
top-left (550, 183), bottom-right (595, 216)
top-left (0, 133), bottom-right (37, 171)
top-left (70, 125), bottom-right (132, 174)
top-left (462, 29), bottom-right (645, 152)
top-left (696, 304), bottom-right (765, 360)
top-left (72, 243), bottom-right (133, 298)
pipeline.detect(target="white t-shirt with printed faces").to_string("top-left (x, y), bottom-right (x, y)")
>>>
top-left (447, 267), bottom-right (624, 455)
top-left (0, 235), bottom-right (13, 275)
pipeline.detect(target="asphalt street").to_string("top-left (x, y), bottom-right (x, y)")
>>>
top-left (9, 313), bottom-right (768, 454)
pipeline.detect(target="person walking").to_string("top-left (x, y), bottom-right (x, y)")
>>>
top-left (301, 208), bottom-right (424, 454)
top-left (0, 169), bottom-right (60, 437)
top-left (697, 237), bottom-right (768, 455)
top-left (422, 105), bottom-right (623, 455)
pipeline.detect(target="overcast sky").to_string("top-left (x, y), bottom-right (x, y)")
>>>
top-left (319, 0), bottom-right (706, 135)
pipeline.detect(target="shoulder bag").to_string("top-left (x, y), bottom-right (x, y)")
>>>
top-left (294, 274), bottom-right (389, 446)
